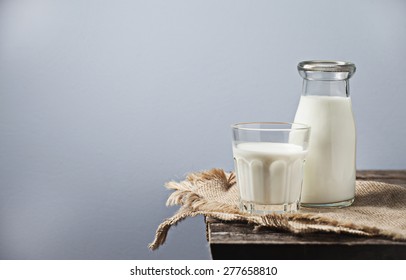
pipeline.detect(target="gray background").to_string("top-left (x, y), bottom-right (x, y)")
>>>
top-left (0, 0), bottom-right (405, 259)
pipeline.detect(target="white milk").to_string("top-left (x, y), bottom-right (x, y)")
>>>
top-left (294, 95), bottom-right (356, 204)
top-left (233, 142), bottom-right (307, 205)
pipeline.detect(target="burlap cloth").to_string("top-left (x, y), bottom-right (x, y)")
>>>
top-left (149, 169), bottom-right (406, 250)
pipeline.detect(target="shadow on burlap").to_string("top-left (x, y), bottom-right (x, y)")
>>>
top-left (149, 169), bottom-right (406, 250)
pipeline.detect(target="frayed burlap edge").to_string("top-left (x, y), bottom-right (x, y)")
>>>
top-left (149, 169), bottom-right (406, 250)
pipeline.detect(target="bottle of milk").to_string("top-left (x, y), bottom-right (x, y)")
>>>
top-left (293, 60), bottom-right (356, 208)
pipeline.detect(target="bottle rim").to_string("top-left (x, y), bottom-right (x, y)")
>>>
top-left (298, 60), bottom-right (356, 73)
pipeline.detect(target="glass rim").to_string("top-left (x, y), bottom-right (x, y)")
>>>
top-left (231, 122), bottom-right (310, 132)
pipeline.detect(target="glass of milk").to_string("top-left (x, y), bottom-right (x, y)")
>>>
top-left (232, 122), bottom-right (310, 214)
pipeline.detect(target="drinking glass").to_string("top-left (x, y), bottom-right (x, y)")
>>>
top-left (232, 122), bottom-right (310, 214)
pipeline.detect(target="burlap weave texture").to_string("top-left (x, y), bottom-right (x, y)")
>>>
top-left (150, 169), bottom-right (406, 250)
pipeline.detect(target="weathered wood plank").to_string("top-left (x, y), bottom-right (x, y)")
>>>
top-left (209, 243), bottom-right (406, 260)
top-left (356, 170), bottom-right (406, 186)
top-left (208, 223), bottom-right (406, 245)
top-left (356, 170), bottom-right (406, 180)
top-left (206, 170), bottom-right (406, 260)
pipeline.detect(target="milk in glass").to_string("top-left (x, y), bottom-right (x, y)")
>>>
top-left (232, 122), bottom-right (310, 213)
top-left (233, 142), bottom-right (307, 206)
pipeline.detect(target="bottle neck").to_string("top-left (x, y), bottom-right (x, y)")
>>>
top-left (302, 79), bottom-right (350, 97)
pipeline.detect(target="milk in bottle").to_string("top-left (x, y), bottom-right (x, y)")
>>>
top-left (293, 61), bottom-right (356, 207)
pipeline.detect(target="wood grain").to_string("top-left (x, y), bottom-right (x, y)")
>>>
top-left (206, 170), bottom-right (406, 260)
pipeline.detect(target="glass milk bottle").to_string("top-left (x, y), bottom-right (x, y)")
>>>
top-left (294, 60), bottom-right (356, 207)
